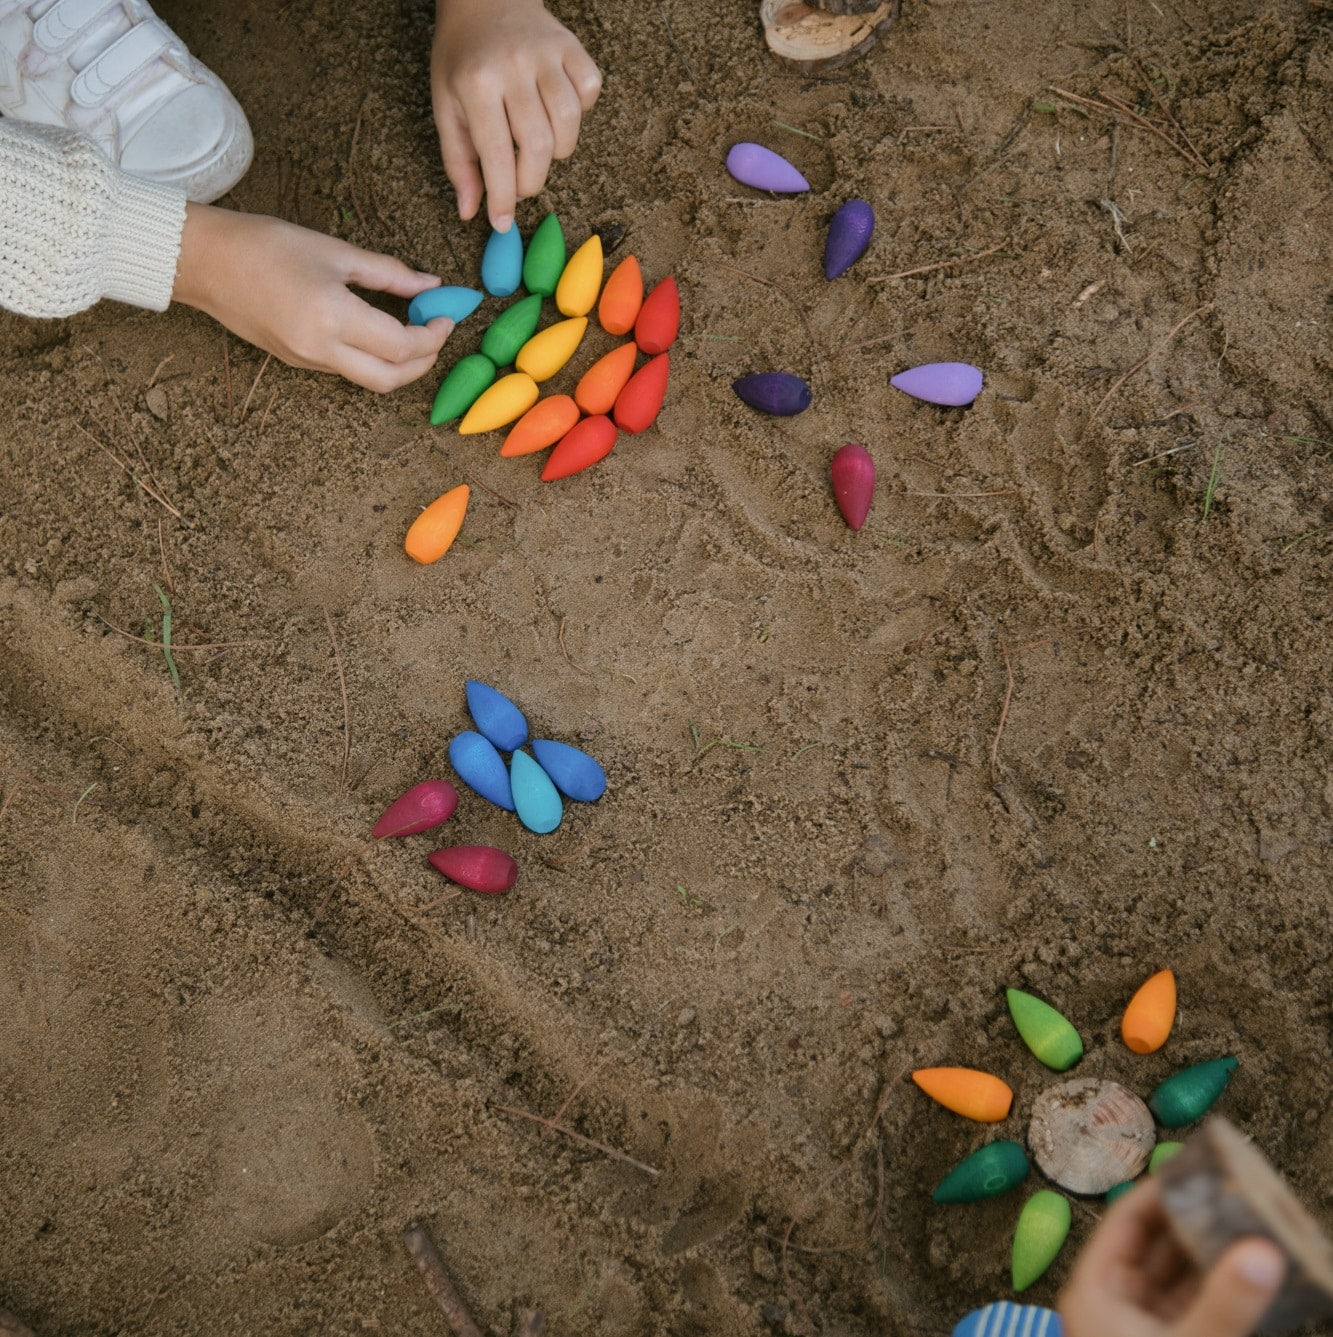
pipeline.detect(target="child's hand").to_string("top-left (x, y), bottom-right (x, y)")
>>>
top-left (431, 0), bottom-right (602, 231)
top-left (173, 205), bottom-right (452, 393)
top-left (1058, 1180), bottom-right (1285, 1337)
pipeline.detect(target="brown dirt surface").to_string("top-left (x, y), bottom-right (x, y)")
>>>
top-left (2, 1), bottom-right (1331, 1333)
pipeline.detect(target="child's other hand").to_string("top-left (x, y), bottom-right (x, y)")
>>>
top-left (173, 205), bottom-right (451, 393)
top-left (431, 0), bottom-right (601, 231)
top-left (1058, 1180), bottom-right (1285, 1337)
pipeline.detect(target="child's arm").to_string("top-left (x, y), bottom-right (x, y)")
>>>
top-left (1058, 1179), bottom-right (1285, 1337)
top-left (431, 0), bottom-right (602, 231)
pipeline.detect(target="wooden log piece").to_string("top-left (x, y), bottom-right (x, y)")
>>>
top-left (761, 0), bottom-right (901, 72)
top-left (1156, 1117), bottom-right (1333, 1335)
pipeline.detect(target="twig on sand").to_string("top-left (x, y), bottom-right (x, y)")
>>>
top-left (257, 389), bottom-right (279, 436)
top-left (1047, 86), bottom-right (1206, 169)
top-left (867, 241), bottom-right (1007, 283)
top-left (91, 613), bottom-right (266, 651)
top-left (402, 1224), bottom-right (484, 1337)
top-left (1091, 304), bottom-right (1211, 421)
top-left (657, 0), bottom-right (697, 81)
top-left (239, 352), bottom-right (273, 425)
top-left (990, 637), bottom-right (1053, 783)
top-left (493, 1103), bottom-right (662, 1178)
top-left (323, 607), bottom-right (352, 787)
top-left (462, 472), bottom-right (517, 508)
top-left (0, 780), bottom-right (23, 822)
top-left (75, 422), bottom-right (183, 520)
top-left (546, 1052), bottom-right (617, 1138)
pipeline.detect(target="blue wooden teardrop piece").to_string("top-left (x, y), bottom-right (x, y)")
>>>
top-left (408, 285), bottom-right (484, 326)
top-left (531, 738), bottom-right (606, 801)
top-left (465, 680), bottom-right (529, 751)
top-left (510, 749), bottom-right (562, 834)
top-left (481, 224), bottom-right (524, 297)
top-left (952, 1302), bottom-right (1064, 1337)
top-left (448, 731), bottom-right (515, 811)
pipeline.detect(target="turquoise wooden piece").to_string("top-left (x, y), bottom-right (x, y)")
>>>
top-left (408, 285), bottom-right (483, 326)
top-left (481, 223), bottom-right (524, 297)
top-left (510, 749), bottom-right (562, 834)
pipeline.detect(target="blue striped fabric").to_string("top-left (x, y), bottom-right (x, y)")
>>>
top-left (953, 1301), bottom-right (1063, 1337)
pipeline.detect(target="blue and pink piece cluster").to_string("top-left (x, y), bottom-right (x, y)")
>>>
top-left (449, 680), bottom-right (607, 835)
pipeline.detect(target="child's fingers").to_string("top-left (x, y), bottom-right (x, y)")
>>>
top-left (344, 303), bottom-right (451, 366)
top-left (537, 66), bottom-right (584, 160)
top-left (466, 96), bottom-right (520, 231)
top-left (435, 98), bottom-right (485, 221)
top-left (1169, 1240), bottom-right (1284, 1337)
top-left (333, 345), bottom-right (444, 395)
top-left (343, 248), bottom-right (443, 299)
top-left (505, 86), bottom-right (555, 203)
top-left (564, 46), bottom-right (602, 110)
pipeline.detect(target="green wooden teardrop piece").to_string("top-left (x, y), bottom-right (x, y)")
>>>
top-left (480, 293), bottom-right (544, 367)
top-left (1006, 988), bottom-right (1084, 1071)
top-left (1149, 1141), bottom-right (1184, 1173)
top-left (933, 1140), bottom-right (1030, 1204)
top-left (430, 353), bottom-right (497, 425)
top-left (523, 213), bottom-right (566, 296)
top-left (1012, 1190), bottom-right (1071, 1292)
top-left (1148, 1057), bottom-right (1238, 1128)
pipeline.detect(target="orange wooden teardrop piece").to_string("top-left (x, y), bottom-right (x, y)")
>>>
top-left (500, 395), bottom-right (581, 457)
top-left (634, 275), bottom-right (680, 354)
top-left (598, 254), bottom-right (644, 335)
top-left (541, 415), bottom-right (618, 481)
top-left (1121, 970), bottom-right (1176, 1054)
top-left (613, 352), bottom-right (669, 433)
top-left (912, 1067), bottom-right (1013, 1122)
top-left (404, 483), bottom-right (469, 564)
top-left (574, 341), bottom-right (639, 416)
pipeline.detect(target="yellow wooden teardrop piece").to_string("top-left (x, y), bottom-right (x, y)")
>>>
top-left (459, 372), bottom-right (540, 434)
top-left (515, 317), bottom-right (588, 382)
top-left (554, 234), bottom-right (604, 317)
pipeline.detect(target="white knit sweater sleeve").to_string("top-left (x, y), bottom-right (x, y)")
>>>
top-left (0, 118), bottom-right (186, 317)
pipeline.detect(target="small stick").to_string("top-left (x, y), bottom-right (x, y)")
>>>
top-left (154, 584), bottom-right (182, 692)
top-left (0, 780), bottom-right (22, 822)
top-left (657, 0), bottom-right (698, 81)
top-left (493, 1103), bottom-right (662, 1178)
top-left (76, 423), bottom-right (183, 520)
top-left (1072, 279), bottom-right (1107, 308)
top-left (1132, 442), bottom-right (1196, 466)
top-left (867, 241), bottom-right (1006, 283)
top-left (91, 613), bottom-right (267, 650)
top-left (239, 352), bottom-right (274, 425)
top-left (990, 637), bottom-right (1053, 782)
top-left (1127, 53), bottom-right (1207, 165)
top-left (147, 354), bottom-right (174, 389)
top-left (323, 607), bottom-right (352, 788)
top-left (257, 389), bottom-right (279, 436)
top-left (1091, 303), bottom-right (1211, 420)
top-left (157, 518), bottom-right (175, 595)
top-left (224, 339), bottom-right (233, 423)
top-left (404, 890), bottom-right (462, 916)
top-left (908, 488), bottom-right (1019, 498)
top-left (1047, 86), bottom-right (1204, 168)
top-left (546, 1053), bottom-right (616, 1138)
top-left (401, 1224), bottom-right (484, 1337)
top-left (461, 472), bottom-right (517, 508)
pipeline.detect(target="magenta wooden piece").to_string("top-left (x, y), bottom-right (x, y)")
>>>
top-left (831, 443), bottom-right (875, 530)
top-left (824, 199), bottom-right (875, 279)
top-left (427, 845), bottom-right (519, 894)
top-left (890, 362), bottom-right (984, 407)
top-left (725, 142), bottom-right (810, 193)
top-left (733, 372), bottom-right (811, 416)
top-left (371, 780), bottom-right (459, 838)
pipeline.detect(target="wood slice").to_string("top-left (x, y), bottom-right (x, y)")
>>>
top-left (1157, 1117), bottom-right (1333, 1335)
top-left (1027, 1078), bottom-right (1155, 1195)
top-left (760, 0), bottom-right (900, 72)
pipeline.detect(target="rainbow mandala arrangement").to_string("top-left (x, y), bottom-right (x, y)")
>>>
top-left (914, 971), bottom-right (1240, 1332)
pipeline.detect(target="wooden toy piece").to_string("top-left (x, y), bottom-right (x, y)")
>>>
top-left (1028, 1078), bottom-right (1154, 1195)
top-left (555, 233), bottom-right (604, 317)
top-left (541, 415), bottom-right (618, 482)
top-left (613, 353), bottom-right (669, 434)
top-left (428, 845), bottom-right (518, 894)
top-left (952, 1302), bottom-right (1063, 1337)
top-left (634, 276), bottom-right (680, 354)
top-left (933, 1140), bottom-right (1029, 1204)
top-left (830, 442), bottom-right (875, 530)
top-left (891, 361), bottom-right (984, 407)
top-left (459, 372), bottom-right (540, 435)
top-left (824, 199), bottom-right (875, 278)
top-left (480, 292), bottom-right (544, 367)
top-left (372, 780), bottom-right (459, 838)
top-left (1148, 1057), bottom-right (1238, 1128)
top-left (408, 285), bottom-right (483, 327)
top-left (522, 212), bottom-right (566, 296)
top-left (431, 353), bottom-right (497, 425)
top-left (481, 222), bottom-right (524, 297)
top-left (448, 730), bottom-right (515, 810)
top-left (510, 749), bottom-right (563, 834)
top-left (1012, 1190), bottom-right (1071, 1292)
top-left (1150, 1141), bottom-right (1184, 1174)
top-left (725, 142), bottom-right (810, 193)
top-left (761, 0), bottom-right (900, 73)
top-left (1157, 1116), bottom-right (1333, 1335)
top-left (464, 680), bottom-right (528, 752)
top-left (733, 371), bottom-right (811, 416)
top-left (530, 739), bottom-right (606, 802)
top-left (911, 1067), bottom-right (1013, 1122)
top-left (500, 395), bottom-right (581, 457)
top-left (404, 483), bottom-right (470, 564)
top-left (598, 254), bottom-right (644, 334)
top-left (1104, 1180), bottom-right (1135, 1204)
top-left (1121, 969), bottom-right (1177, 1054)
top-left (515, 316), bottom-right (588, 382)
top-left (574, 341), bottom-right (639, 415)
top-left (1006, 989), bottom-right (1083, 1071)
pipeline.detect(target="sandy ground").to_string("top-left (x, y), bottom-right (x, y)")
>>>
top-left (2, 0), bottom-right (1331, 1333)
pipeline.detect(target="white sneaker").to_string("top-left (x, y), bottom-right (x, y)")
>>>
top-left (0, 0), bottom-right (252, 201)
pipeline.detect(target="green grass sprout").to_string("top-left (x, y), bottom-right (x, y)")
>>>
top-left (1201, 441), bottom-right (1224, 521)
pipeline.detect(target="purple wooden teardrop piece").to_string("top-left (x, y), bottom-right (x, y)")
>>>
top-left (824, 199), bottom-right (875, 279)
top-left (733, 372), bottom-right (811, 416)
top-left (831, 443), bottom-right (875, 530)
top-left (890, 362), bottom-right (984, 407)
top-left (725, 142), bottom-right (810, 193)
